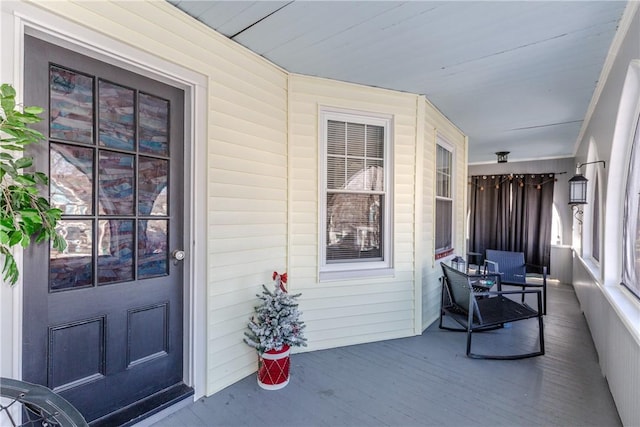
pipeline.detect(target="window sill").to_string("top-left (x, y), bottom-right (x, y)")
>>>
top-left (581, 256), bottom-right (602, 282)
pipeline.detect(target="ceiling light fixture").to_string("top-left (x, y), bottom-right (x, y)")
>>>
top-left (495, 151), bottom-right (510, 163)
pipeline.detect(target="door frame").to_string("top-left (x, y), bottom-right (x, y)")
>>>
top-left (0, 2), bottom-right (207, 402)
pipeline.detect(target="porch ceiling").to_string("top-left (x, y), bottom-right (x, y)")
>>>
top-left (168, 0), bottom-right (627, 164)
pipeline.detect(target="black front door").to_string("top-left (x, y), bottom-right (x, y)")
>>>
top-left (22, 35), bottom-right (190, 424)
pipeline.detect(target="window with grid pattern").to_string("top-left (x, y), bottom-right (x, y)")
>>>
top-left (320, 110), bottom-right (392, 278)
top-left (436, 141), bottom-right (453, 258)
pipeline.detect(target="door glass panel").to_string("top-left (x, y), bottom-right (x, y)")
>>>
top-left (98, 151), bottom-right (134, 215)
top-left (50, 219), bottom-right (93, 291)
top-left (139, 157), bottom-right (168, 216)
top-left (98, 219), bottom-right (134, 284)
top-left (139, 93), bottom-right (169, 156)
top-left (50, 66), bottom-right (94, 144)
top-left (99, 80), bottom-right (135, 150)
top-left (138, 219), bottom-right (168, 278)
top-left (47, 65), bottom-right (174, 289)
top-left (50, 143), bottom-right (94, 215)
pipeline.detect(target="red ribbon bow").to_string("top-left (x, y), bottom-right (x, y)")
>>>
top-left (273, 271), bottom-right (288, 292)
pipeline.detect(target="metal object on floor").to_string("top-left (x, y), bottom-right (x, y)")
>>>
top-left (0, 377), bottom-right (88, 427)
top-left (439, 262), bottom-right (545, 360)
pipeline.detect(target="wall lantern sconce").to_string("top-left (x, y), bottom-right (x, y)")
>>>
top-left (568, 160), bottom-right (605, 224)
top-left (568, 173), bottom-right (589, 205)
top-left (568, 160), bottom-right (606, 205)
top-left (495, 151), bottom-right (510, 163)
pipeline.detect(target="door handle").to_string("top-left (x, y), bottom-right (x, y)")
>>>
top-left (172, 250), bottom-right (185, 261)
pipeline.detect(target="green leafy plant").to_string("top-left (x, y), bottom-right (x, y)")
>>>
top-left (0, 83), bottom-right (65, 285)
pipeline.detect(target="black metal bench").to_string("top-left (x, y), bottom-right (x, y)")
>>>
top-left (439, 262), bottom-right (545, 360)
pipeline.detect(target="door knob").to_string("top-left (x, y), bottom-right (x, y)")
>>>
top-left (172, 250), bottom-right (185, 261)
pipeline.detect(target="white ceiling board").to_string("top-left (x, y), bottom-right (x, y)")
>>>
top-left (168, 0), bottom-right (628, 164)
top-left (200, 2), bottom-right (291, 37)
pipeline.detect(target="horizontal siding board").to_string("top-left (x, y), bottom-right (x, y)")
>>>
top-left (299, 283), bottom-right (413, 298)
top-left (210, 183), bottom-right (286, 200)
top-left (211, 78), bottom-right (286, 117)
top-left (211, 235), bottom-right (287, 254)
top-left (210, 154), bottom-right (284, 179)
top-left (308, 319), bottom-right (414, 343)
top-left (209, 197), bottom-right (286, 213)
top-left (207, 262), bottom-right (287, 283)
top-left (303, 300), bottom-right (414, 320)
top-left (209, 169), bottom-right (286, 189)
top-left (211, 112), bottom-right (285, 146)
top-left (209, 248), bottom-right (287, 269)
top-left (292, 189), bottom-right (317, 201)
top-left (211, 96), bottom-right (286, 133)
top-left (292, 75), bottom-right (417, 108)
top-left (209, 223), bottom-right (287, 239)
top-left (212, 126), bottom-right (287, 155)
top-left (209, 211), bottom-right (285, 225)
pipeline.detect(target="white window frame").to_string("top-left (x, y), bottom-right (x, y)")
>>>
top-left (605, 59), bottom-right (640, 302)
top-left (622, 111), bottom-right (640, 298)
top-left (582, 142), bottom-right (604, 271)
top-left (435, 135), bottom-right (455, 259)
top-left (318, 107), bottom-right (394, 281)
top-left (590, 171), bottom-right (601, 263)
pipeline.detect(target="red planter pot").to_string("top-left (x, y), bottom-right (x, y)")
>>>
top-left (257, 345), bottom-right (290, 390)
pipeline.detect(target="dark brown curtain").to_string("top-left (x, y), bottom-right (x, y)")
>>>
top-left (469, 174), bottom-right (555, 273)
top-left (510, 174), bottom-right (555, 273)
top-left (468, 175), bottom-right (510, 261)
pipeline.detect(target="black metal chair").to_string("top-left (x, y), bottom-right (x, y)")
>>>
top-left (485, 249), bottom-right (548, 314)
top-left (0, 377), bottom-right (88, 427)
top-left (439, 262), bottom-right (545, 360)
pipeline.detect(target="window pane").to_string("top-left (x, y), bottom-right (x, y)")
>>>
top-left (50, 66), bottom-right (94, 144)
top-left (139, 93), bottom-right (169, 156)
top-left (99, 80), bottom-right (135, 150)
top-left (98, 219), bottom-right (134, 284)
top-left (326, 194), bottom-right (382, 262)
top-left (138, 219), bottom-right (168, 278)
top-left (50, 220), bottom-right (94, 290)
top-left (50, 143), bottom-right (94, 215)
top-left (327, 120), bottom-right (345, 155)
top-left (346, 123), bottom-right (365, 157)
top-left (436, 145), bottom-right (452, 198)
top-left (98, 151), bottom-right (135, 215)
top-left (365, 161), bottom-right (384, 191)
top-left (366, 125), bottom-right (384, 158)
top-left (346, 159), bottom-right (365, 189)
top-left (327, 156), bottom-right (346, 190)
top-left (436, 199), bottom-right (453, 252)
top-left (139, 157), bottom-right (168, 216)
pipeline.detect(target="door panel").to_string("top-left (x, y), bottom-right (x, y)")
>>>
top-left (23, 35), bottom-right (188, 423)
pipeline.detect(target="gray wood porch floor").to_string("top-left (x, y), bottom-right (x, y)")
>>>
top-left (149, 282), bottom-right (621, 427)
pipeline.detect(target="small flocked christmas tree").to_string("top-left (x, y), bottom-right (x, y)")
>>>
top-left (244, 272), bottom-right (307, 353)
